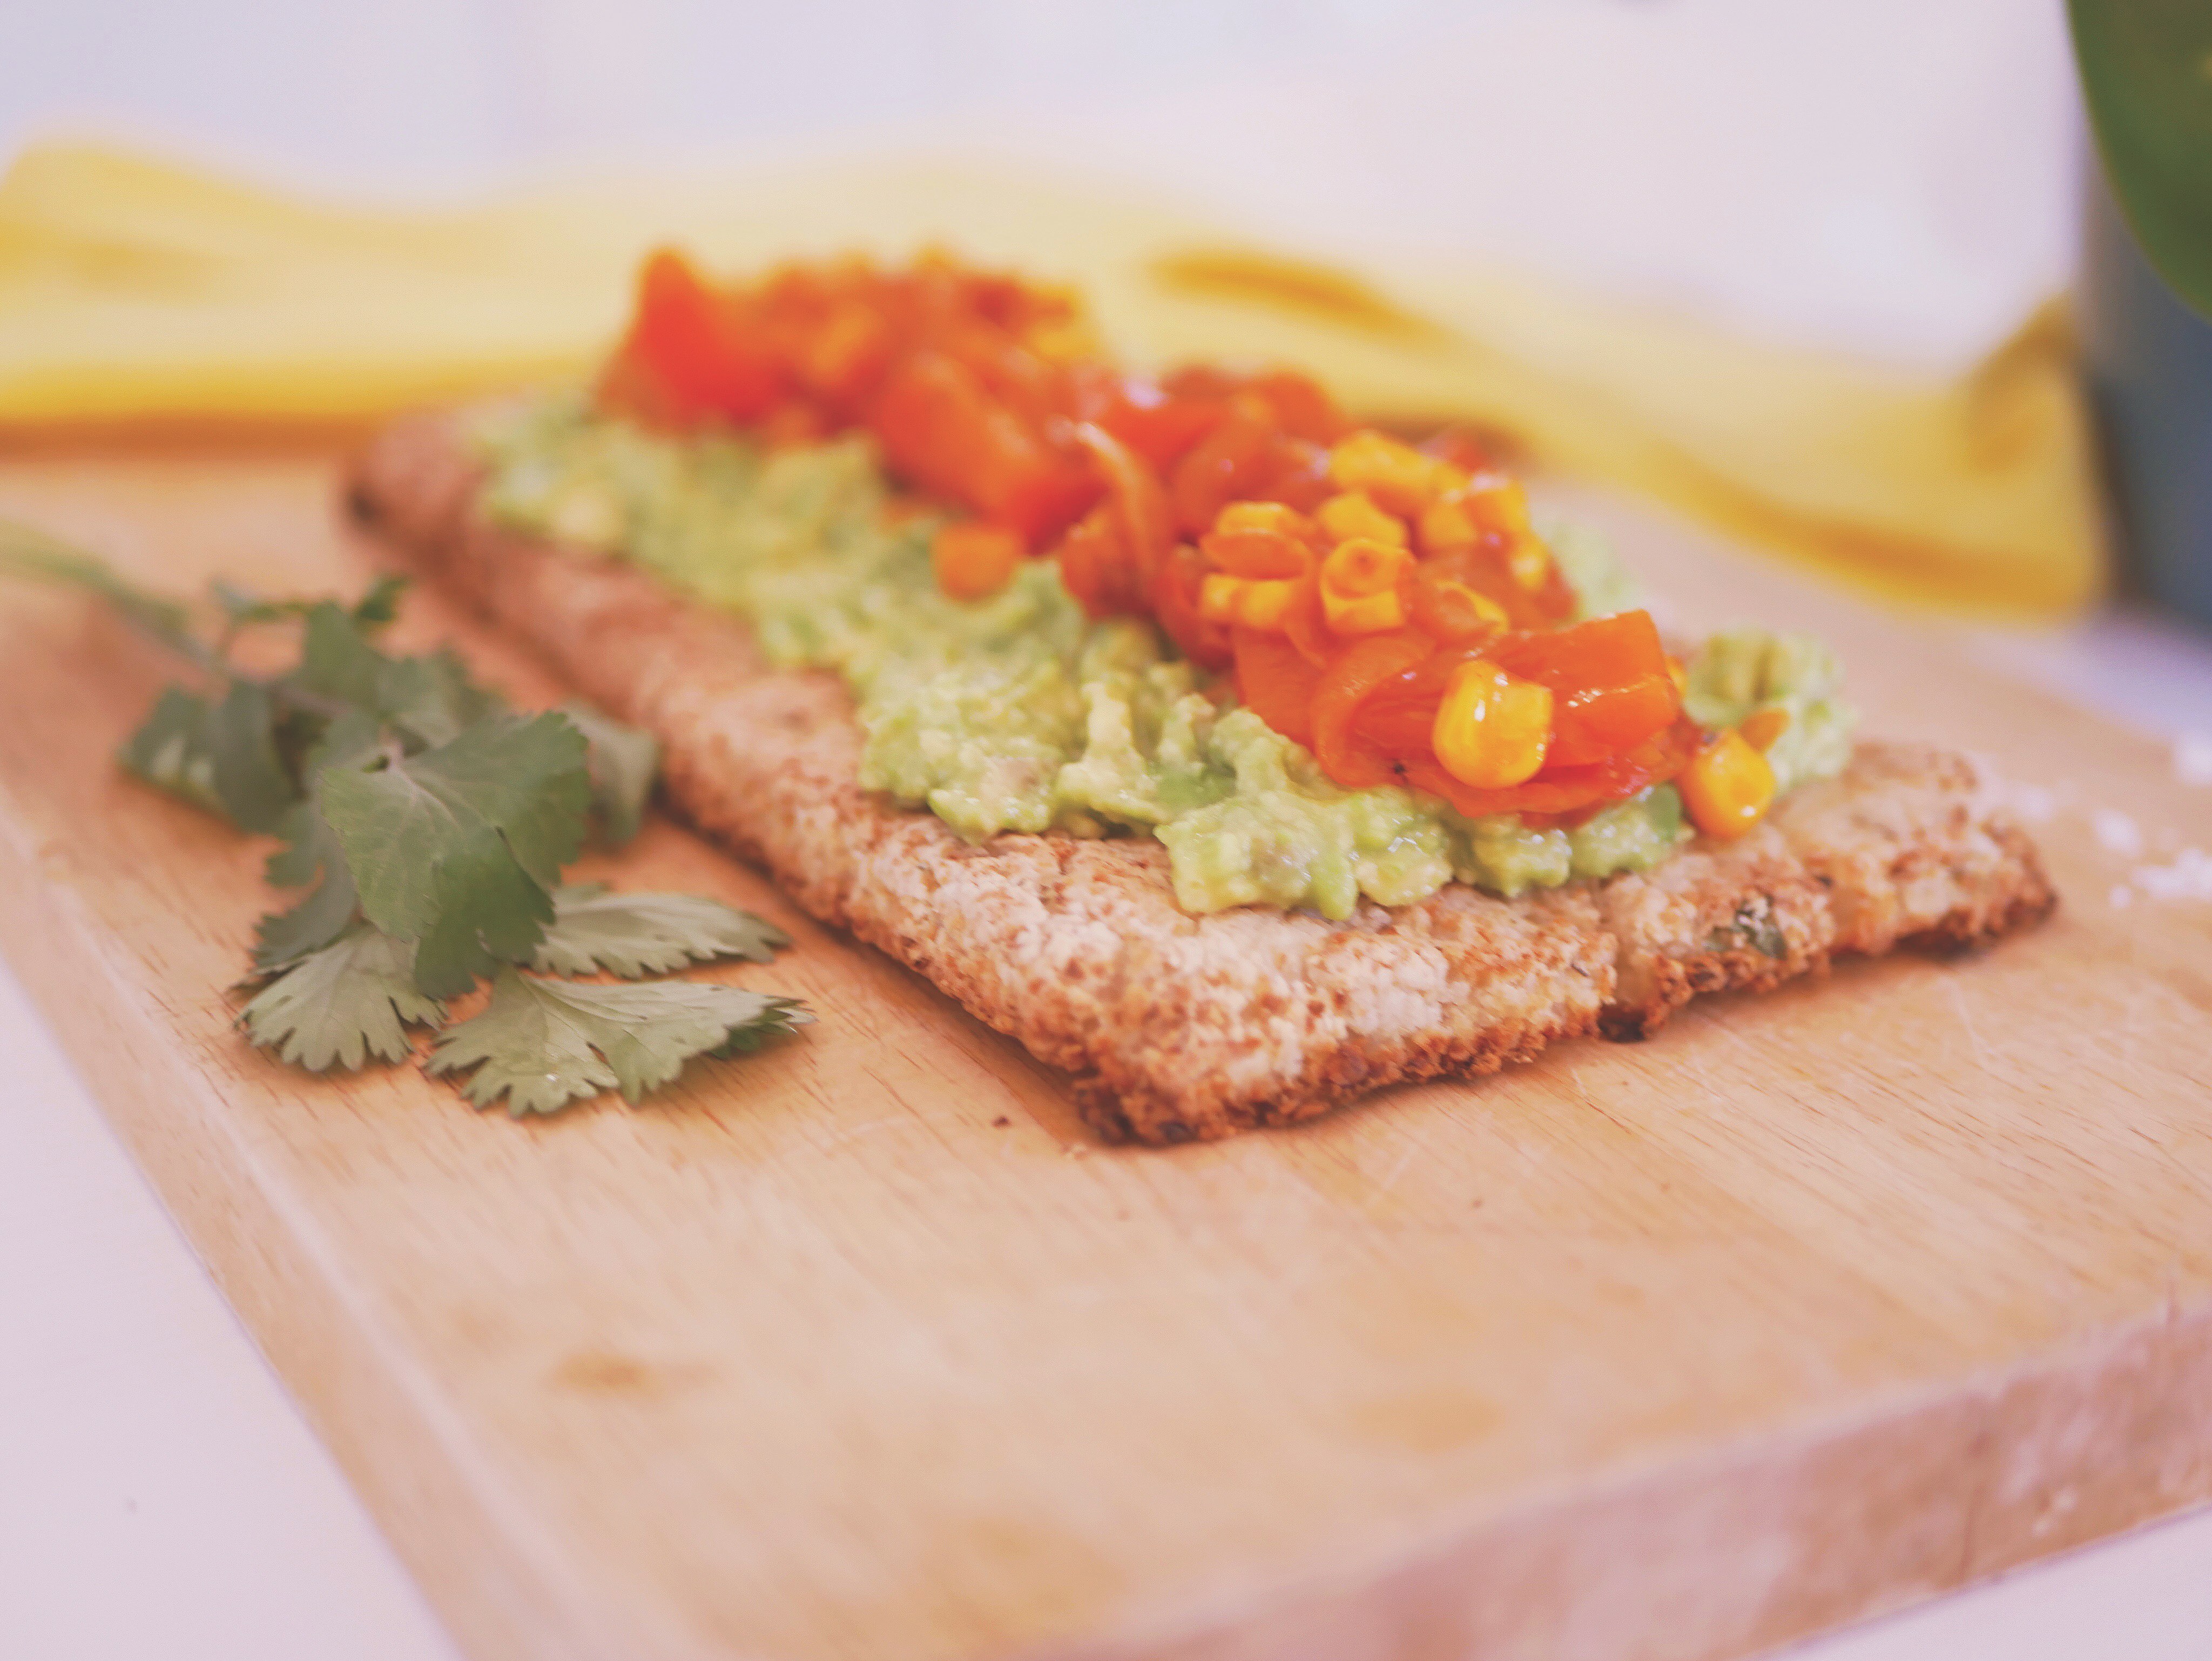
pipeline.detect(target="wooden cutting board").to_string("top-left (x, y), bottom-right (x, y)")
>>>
top-left (2, 446), bottom-right (2208, 1661)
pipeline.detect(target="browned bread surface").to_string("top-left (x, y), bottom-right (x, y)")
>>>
top-left (348, 414), bottom-right (2056, 1143)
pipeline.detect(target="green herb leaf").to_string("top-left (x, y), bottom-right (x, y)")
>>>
top-left (118, 680), bottom-right (296, 832)
top-left (426, 967), bottom-right (810, 1113)
top-left (349, 574), bottom-right (410, 628)
top-left (204, 680), bottom-right (298, 834)
top-left (239, 924), bottom-right (444, 1071)
top-left (319, 711), bottom-right (591, 997)
top-left (376, 647), bottom-right (505, 750)
top-left (118, 687), bottom-right (226, 817)
top-left (289, 600), bottom-right (392, 711)
top-left (254, 711), bottom-right (382, 971)
top-left (2071, 0), bottom-right (2212, 319)
top-left (531, 885), bottom-right (787, 978)
top-left (557, 700), bottom-right (660, 844)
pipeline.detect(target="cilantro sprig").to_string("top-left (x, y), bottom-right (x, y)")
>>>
top-left (4, 516), bottom-right (811, 1115)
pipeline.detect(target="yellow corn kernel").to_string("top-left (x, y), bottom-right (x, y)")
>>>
top-left (1737, 707), bottom-right (1792, 752)
top-left (1680, 729), bottom-right (1777, 839)
top-left (1505, 535), bottom-right (1552, 592)
top-left (1213, 500), bottom-right (1313, 539)
top-left (1418, 495), bottom-right (1480, 554)
top-left (1328, 431), bottom-right (1456, 515)
top-left (1198, 573), bottom-right (1298, 630)
top-left (1467, 477), bottom-right (1532, 537)
top-left (1317, 490), bottom-right (1408, 547)
top-left (1318, 537), bottom-right (1411, 634)
top-left (1321, 585), bottom-right (1406, 635)
top-left (1433, 662), bottom-right (1553, 788)
top-left (1022, 317), bottom-right (1098, 364)
top-left (1320, 535), bottom-right (1412, 598)
top-left (1432, 578), bottom-right (1511, 629)
top-left (1666, 656), bottom-right (1688, 695)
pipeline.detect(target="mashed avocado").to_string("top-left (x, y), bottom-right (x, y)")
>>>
top-left (477, 400), bottom-right (1848, 920)
top-left (1680, 627), bottom-right (1855, 796)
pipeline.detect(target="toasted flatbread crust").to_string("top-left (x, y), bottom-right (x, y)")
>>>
top-left (348, 414), bottom-right (2055, 1143)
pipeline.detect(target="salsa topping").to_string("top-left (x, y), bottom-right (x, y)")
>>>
top-left (597, 248), bottom-right (1808, 842)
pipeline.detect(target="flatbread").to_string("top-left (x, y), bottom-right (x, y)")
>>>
top-left (348, 414), bottom-right (2055, 1143)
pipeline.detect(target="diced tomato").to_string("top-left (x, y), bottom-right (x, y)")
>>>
top-left (1152, 542), bottom-right (1235, 670)
top-left (1547, 672), bottom-right (1680, 767)
top-left (1488, 610), bottom-right (1670, 695)
top-left (1069, 366), bottom-right (1227, 470)
top-left (1057, 505), bottom-right (1148, 619)
top-left (1419, 425), bottom-right (1500, 475)
top-left (603, 247), bottom-right (783, 426)
top-left (872, 351), bottom-right (1100, 545)
top-left (1232, 628), bottom-right (1323, 747)
top-left (1311, 631), bottom-right (1432, 790)
top-left (1070, 422), bottom-right (1173, 591)
top-left (1241, 370), bottom-right (1351, 446)
top-left (1169, 412), bottom-right (1278, 537)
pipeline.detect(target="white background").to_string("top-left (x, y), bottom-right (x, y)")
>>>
top-left (4, 3), bottom-right (2211, 1659)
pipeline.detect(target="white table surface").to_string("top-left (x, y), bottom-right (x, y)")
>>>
top-left (4, 603), bottom-right (2211, 1661)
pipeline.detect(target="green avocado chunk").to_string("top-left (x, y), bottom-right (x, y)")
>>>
top-left (476, 399), bottom-right (1851, 919)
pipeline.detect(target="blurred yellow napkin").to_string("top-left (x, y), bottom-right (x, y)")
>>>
top-left (0, 144), bottom-right (2101, 616)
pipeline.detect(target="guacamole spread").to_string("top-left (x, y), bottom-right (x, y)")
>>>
top-left (476, 399), bottom-right (1853, 920)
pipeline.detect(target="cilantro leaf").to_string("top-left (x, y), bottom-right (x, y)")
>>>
top-left (318, 712), bottom-right (591, 997)
top-left (349, 574), bottom-right (409, 628)
top-left (283, 600), bottom-right (503, 751)
top-left (254, 711), bottom-right (382, 971)
top-left (426, 967), bottom-right (810, 1114)
top-left (118, 687), bottom-right (226, 817)
top-left (291, 600), bottom-right (390, 709)
top-left (239, 924), bottom-right (444, 1071)
top-left (376, 647), bottom-right (504, 750)
top-left (531, 885), bottom-right (787, 978)
top-left (557, 701), bottom-right (660, 845)
top-left (117, 680), bottom-right (296, 833)
top-left (203, 680), bottom-right (297, 833)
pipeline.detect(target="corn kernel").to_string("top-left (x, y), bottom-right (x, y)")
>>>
top-left (1320, 536), bottom-right (1412, 599)
top-left (1328, 431), bottom-right (1454, 515)
top-left (1321, 585), bottom-right (1406, 635)
top-left (1198, 573), bottom-right (1241, 622)
top-left (1466, 478), bottom-right (1532, 537)
top-left (1506, 535), bottom-right (1551, 592)
top-left (1680, 729), bottom-right (1777, 839)
top-left (1418, 495), bottom-right (1481, 555)
top-left (1317, 491), bottom-right (1408, 547)
top-left (1433, 662), bottom-right (1553, 788)
top-left (1666, 656), bottom-right (1688, 695)
top-left (1737, 707), bottom-right (1792, 752)
top-left (1214, 500), bottom-right (1314, 539)
top-left (1198, 573), bottom-right (1298, 630)
top-left (1432, 579), bottom-right (1510, 628)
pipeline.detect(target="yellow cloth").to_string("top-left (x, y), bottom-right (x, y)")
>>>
top-left (0, 144), bottom-right (2102, 617)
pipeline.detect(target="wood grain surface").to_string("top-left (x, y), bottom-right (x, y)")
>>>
top-left (1, 448), bottom-right (2207, 1661)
